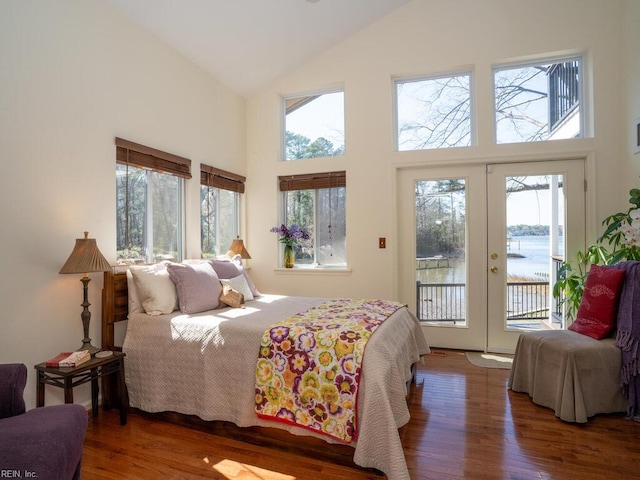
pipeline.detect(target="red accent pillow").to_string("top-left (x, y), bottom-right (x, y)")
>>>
top-left (568, 264), bottom-right (626, 339)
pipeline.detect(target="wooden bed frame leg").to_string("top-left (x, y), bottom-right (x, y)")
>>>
top-left (406, 362), bottom-right (418, 394)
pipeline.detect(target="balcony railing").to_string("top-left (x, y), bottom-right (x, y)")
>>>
top-left (416, 280), bottom-right (555, 325)
top-left (548, 60), bottom-right (580, 132)
top-left (416, 282), bottom-right (466, 324)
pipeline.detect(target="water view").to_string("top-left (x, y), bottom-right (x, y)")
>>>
top-left (416, 235), bottom-right (560, 324)
top-left (417, 235), bottom-right (561, 283)
top-left (507, 235), bottom-right (562, 279)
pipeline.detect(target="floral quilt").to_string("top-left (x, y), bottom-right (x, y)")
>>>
top-left (254, 298), bottom-right (404, 443)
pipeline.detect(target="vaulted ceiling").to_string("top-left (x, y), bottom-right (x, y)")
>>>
top-left (106, 0), bottom-right (409, 96)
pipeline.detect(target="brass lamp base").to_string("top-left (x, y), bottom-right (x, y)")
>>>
top-left (78, 275), bottom-right (100, 356)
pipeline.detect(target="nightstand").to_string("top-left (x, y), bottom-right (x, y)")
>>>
top-left (34, 351), bottom-right (127, 425)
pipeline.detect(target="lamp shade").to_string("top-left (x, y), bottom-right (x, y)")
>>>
top-left (226, 238), bottom-right (251, 259)
top-left (59, 232), bottom-right (111, 274)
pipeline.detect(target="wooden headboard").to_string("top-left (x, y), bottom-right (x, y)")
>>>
top-left (101, 269), bottom-right (129, 352)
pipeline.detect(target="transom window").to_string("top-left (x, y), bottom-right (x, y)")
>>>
top-left (494, 56), bottom-right (583, 143)
top-left (283, 91), bottom-right (345, 160)
top-left (200, 165), bottom-right (244, 258)
top-left (395, 72), bottom-right (472, 151)
top-left (278, 171), bottom-right (346, 267)
top-left (115, 138), bottom-right (190, 264)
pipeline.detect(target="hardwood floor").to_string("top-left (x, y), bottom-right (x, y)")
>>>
top-left (82, 350), bottom-right (640, 479)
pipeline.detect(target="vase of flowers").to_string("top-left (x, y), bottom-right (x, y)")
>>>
top-left (283, 244), bottom-right (295, 268)
top-left (270, 224), bottom-right (310, 268)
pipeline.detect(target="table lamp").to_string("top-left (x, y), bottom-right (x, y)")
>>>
top-left (226, 237), bottom-right (251, 259)
top-left (59, 232), bottom-right (111, 355)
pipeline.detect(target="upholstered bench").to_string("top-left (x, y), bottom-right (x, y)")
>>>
top-left (508, 329), bottom-right (626, 422)
top-left (509, 261), bottom-right (640, 423)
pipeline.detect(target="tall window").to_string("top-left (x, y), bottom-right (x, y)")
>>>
top-left (115, 138), bottom-right (190, 264)
top-left (278, 171), bottom-right (346, 267)
top-left (494, 56), bottom-right (583, 143)
top-left (284, 90), bottom-right (345, 160)
top-left (395, 72), bottom-right (472, 151)
top-left (200, 165), bottom-right (244, 258)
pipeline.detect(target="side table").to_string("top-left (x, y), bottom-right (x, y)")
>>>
top-left (34, 351), bottom-right (127, 425)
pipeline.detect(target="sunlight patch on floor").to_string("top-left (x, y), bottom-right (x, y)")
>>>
top-left (203, 457), bottom-right (297, 479)
top-left (480, 353), bottom-right (512, 364)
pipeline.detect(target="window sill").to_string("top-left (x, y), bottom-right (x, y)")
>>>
top-left (274, 266), bottom-right (352, 276)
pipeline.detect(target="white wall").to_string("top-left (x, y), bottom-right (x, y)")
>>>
top-left (625, 0), bottom-right (640, 183)
top-left (246, 0), bottom-right (631, 300)
top-left (0, 0), bottom-right (246, 409)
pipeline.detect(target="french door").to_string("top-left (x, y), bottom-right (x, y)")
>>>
top-left (397, 159), bottom-right (585, 353)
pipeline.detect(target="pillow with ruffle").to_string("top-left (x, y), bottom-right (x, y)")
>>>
top-left (126, 269), bottom-right (144, 315)
top-left (129, 263), bottom-right (178, 316)
top-left (167, 262), bottom-right (222, 314)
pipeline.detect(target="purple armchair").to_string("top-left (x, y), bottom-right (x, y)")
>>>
top-left (0, 364), bottom-right (88, 480)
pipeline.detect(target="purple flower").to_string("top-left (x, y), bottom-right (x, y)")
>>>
top-left (276, 408), bottom-right (296, 422)
top-left (295, 331), bottom-right (317, 352)
top-left (335, 374), bottom-right (356, 394)
top-left (270, 224), bottom-right (310, 247)
top-left (288, 350), bottom-right (310, 375)
top-left (310, 404), bottom-right (328, 423)
top-left (269, 326), bottom-right (290, 343)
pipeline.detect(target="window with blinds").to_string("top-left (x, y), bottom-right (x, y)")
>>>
top-left (115, 137), bottom-right (190, 264)
top-left (200, 164), bottom-right (245, 257)
top-left (278, 171), bottom-right (346, 267)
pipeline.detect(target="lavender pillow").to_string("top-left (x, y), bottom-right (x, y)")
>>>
top-left (209, 256), bottom-right (260, 297)
top-left (167, 262), bottom-right (222, 314)
top-left (208, 259), bottom-right (242, 279)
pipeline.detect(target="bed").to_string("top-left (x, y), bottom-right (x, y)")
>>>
top-left (101, 262), bottom-right (430, 480)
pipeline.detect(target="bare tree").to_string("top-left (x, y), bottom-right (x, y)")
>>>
top-left (397, 59), bottom-right (580, 149)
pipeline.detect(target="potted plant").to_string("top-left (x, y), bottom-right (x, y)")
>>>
top-left (270, 224), bottom-right (310, 268)
top-left (553, 188), bottom-right (640, 320)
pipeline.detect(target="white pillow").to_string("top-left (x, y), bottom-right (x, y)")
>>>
top-left (220, 274), bottom-right (254, 302)
top-left (229, 254), bottom-right (261, 297)
top-left (129, 263), bottom-right (178, 315)
top-left (126, 269), bottom-right (144, 315)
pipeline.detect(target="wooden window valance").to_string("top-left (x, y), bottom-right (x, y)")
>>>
top-left (115, 137), bottom-right (192, 179)
top-left (201, 164), bottom-right (246, 193)
top-left (278, 171), bottom-right (346, 192)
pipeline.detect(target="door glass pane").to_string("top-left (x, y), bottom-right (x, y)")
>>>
top-left (415, 179), bottom-right (467, 325)
top-left (505, 175), bottom-right (564, 329)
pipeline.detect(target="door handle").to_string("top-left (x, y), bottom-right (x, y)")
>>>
top-left (490, 266), bottom-right (498, 273)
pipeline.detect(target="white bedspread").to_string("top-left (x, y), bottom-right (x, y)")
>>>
top-left (123, 294), bottom-right (430, 480)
